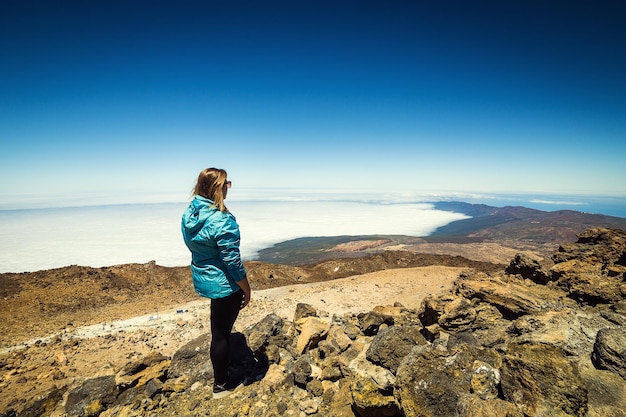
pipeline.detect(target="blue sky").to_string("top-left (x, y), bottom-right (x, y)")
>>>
top-left (1, 0), bottom-right (625, 207)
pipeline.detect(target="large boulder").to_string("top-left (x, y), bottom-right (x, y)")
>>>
top-left (552, 228), bottom-right (626, 305)
top-left (167, 333), bottom-right (212, 384)
top-left (357, 311), bottom-right (389, 336)
top-left (508, 309), bottom-right (617, 357)
top-left (65, 375), bottom-right (118, 417)
top-left (501, 342), bottom-right (588, 416)
top-left (295, 316), bottom-right (330, 354)
top-left (553, 228), bottom-right (626, 267)
top-left (244, 313), bottom-right (284, 359)
top-left (506, 253), bottom-right (552, 284)
top-left (591, 327), bottom-right (626, 380)
top-left (366, 325), bottom-right (427, 374)
top-left (437, 297), bottom-right (477, 330)
top-left (325, 324), bottom-right (353, 354)
top-left (395, 343), bottom-right (502, 417)
top-left (420, 290), bottom-right (511, 348)
top-left (455, 272), bottom-right (568, 319)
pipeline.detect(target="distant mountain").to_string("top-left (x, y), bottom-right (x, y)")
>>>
top-left (255, 201), bottom-right (626, 265)
top-left (428, 201), bottom-right (626, 244)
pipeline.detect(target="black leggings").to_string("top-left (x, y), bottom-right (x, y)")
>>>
top-left (210, 290), bottom-right (243, 385)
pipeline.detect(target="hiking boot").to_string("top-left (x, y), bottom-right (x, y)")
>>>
top-left (212, 380), bottom-right (243, 399)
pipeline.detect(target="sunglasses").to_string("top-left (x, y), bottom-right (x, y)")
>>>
top-left (224, 180), bottom-right (232, 188)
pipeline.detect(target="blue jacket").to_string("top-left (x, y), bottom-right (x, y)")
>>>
top-left (181, 196), bottom-right (247, 299)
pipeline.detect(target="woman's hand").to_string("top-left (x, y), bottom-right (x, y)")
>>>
top-left (241, 290), bottom-right (251, 309)
top-left (237, 277), bottom-right (251, 309)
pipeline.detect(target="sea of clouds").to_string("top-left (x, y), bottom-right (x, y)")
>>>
top-left (1, 189), bottom-right (624, 274)
top-left (0, 198), bottom-right (468, 274)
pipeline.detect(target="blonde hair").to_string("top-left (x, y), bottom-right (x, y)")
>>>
top-left (192, 168), bottom-right (229, 212)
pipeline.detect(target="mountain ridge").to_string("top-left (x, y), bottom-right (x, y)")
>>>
top-left (254, 201), bottom-right (626, 265)
top-left (429, 201), bottom-right (626, 242)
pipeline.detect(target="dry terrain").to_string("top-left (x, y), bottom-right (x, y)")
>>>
top-left (0, 240), bottom-right (542, 413)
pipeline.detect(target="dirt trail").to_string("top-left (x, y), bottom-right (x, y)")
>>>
top-left (3, 265), bottom-right (463, 355)
top-left (238, 265), bottom-right (463, 328)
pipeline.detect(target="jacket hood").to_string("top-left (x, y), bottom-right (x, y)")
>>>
top-left (182, 196), bottom-right (215, 234)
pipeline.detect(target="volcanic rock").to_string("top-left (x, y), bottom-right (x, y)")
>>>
top-left (591, 327), bottom-right (626, 380)
top-left (2, 227), bottom-right (626, 417)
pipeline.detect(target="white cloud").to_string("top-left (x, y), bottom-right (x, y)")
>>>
top-left (0, 199), bottom-right (467, 273)
top-left (528, 199), bottom-right (585, 206)
top-left (233, 200), bottom-right (467, 259)
top-left (4, 189), bottom-right (622, 273)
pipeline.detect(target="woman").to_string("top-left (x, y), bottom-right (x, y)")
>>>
top-left (181, 167), bottom-right (251, 399)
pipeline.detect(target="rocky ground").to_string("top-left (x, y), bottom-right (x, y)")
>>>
top-left (2, 232), bottom-right (625, 416)
top-left (0, 240), bottom-right (516, 415)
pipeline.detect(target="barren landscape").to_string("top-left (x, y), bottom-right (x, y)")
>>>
top-left (2, 219), bottom-right (626, 416)
top-left (0, 240), bottom-right (518, 414)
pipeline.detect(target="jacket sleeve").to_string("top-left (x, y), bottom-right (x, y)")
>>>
top-left (214, 213), bottom-right (247, 282)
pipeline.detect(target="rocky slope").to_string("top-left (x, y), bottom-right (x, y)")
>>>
top-left (0, 251), bottom-right (504, 350)
top-left (2, 228), bottom-right (626, 416)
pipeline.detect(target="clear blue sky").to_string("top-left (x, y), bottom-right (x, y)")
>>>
top-left (1, 0), bottom-right (625, 207)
